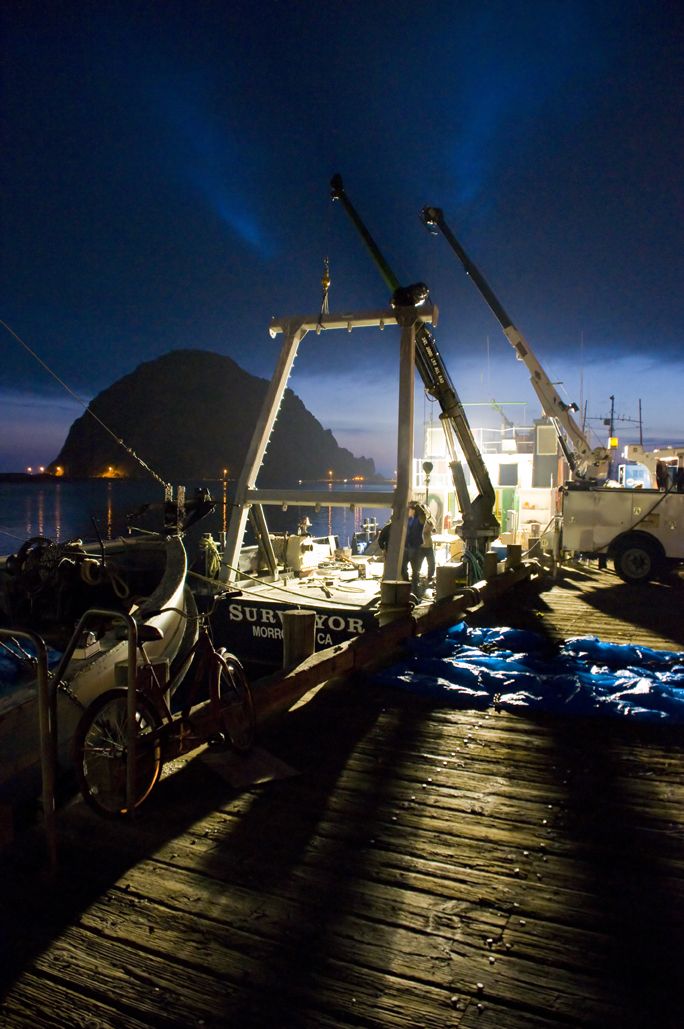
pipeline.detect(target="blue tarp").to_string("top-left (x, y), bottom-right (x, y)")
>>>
top-left (372, 623), bottom-right (684, 722)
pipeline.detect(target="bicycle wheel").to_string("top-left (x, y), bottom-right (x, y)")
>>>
top-left (215, 649), bottom-right (255, 753)
top-left (73, 688), bottom-right (162, 817)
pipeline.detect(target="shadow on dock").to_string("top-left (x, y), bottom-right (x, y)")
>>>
top-left (0, 675), bottom-right (427, 1010)
top-left (542, 714), bottom-right (683, 1028)
top-left (472, 563), bottom-right (684, 650)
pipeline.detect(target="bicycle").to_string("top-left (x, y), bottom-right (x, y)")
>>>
top-left (72, 591), bottom-right (255, 818)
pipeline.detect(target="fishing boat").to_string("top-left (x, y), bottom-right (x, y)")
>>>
top-left (0, 489), bottom-right (209, 807)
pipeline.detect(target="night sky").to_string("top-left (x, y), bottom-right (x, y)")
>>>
top-left (2, 1), bottom-right (683, 475)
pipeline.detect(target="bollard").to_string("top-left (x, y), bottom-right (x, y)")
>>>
top-left (483, 550), bottom-right (499, 580)
top-left (282, 610), bottom-right (316, 668)
top-left (505, 544), bottom-right (522, 570)
top-left (378, 580), bottom-right (412, 627)
top-left (435, 564), bottom-right (466, 601)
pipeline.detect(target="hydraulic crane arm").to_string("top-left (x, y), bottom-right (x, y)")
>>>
top-left (420, 206), bottom-right (610, 482)
top-left (331, 175), bottom-right (498, 550)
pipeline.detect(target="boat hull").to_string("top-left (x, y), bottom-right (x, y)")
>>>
top-left (0, 534), bottom-right (190, 807)
top-left (210, 590), bottom-right (379, 672)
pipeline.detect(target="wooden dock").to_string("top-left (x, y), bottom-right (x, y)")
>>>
top-left (1, 563), bottom-right (683, 1027)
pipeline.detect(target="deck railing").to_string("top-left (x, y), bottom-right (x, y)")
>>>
top-left (1, 609), bottom-right (140, 872)
top-left (1, 627), bottom-right (54, 869)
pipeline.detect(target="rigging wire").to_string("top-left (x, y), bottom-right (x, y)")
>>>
top-left (321, 257), bottom-right (331, 314)
top-left (1, 319), bottom-right (169, 487)
top-left (0, 525), bottom-right (28, 543)
top-left (316, 257), bottom-right (331, 331)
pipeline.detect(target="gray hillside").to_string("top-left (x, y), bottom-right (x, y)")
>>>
top-left (49, 350), bottom-right (376, 484)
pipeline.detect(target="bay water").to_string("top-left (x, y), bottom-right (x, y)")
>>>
top-left (0, 478), bottom-right (393, 560)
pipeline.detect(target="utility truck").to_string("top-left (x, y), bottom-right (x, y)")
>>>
top-left (558, 482), bottom-right (684, 583)
top-left (421, 206), bottom-right (684, 584)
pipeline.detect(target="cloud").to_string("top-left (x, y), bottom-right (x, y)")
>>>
top-left (0, 388), bottom-right (85, 413)
top-left (0, 390), bottom-right (82, 471)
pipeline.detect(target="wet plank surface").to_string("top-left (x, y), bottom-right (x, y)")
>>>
top-left (475, 560), bottom-right (684, 651)
top-left (1, 563), bottom-right (683, 1028)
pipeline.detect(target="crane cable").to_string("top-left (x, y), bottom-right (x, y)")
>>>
top-left (1, 318), bottom-right (169, 487)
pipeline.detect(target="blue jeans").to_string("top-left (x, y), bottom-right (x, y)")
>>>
top-left (403, 546), bottom-right (436, 593)
top-left (404, 546), bottom-right (423, 593)
top-left (421, 545), bottom-right (436, 583)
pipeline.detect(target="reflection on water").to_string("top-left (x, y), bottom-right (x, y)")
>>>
top-left (355, 505), bottom-right (363, 533)
top-left (23, 488), bottom-right (48, 538)
top-left (2, 480), bottom-right (170, 555)
top-left (106, 481), bottom-right (113, 539)
top-left (55, 484), bottom-right (62, 541)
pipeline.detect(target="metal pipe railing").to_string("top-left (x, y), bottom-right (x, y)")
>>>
top-left (1, 609), bottom-right (140, 868)
top-left (0, 627), bottom-right (55, 871)
top-left (53, 609), bottom-right (139, 815)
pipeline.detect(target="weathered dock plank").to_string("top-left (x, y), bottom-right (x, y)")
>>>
top-left (474, 561), bottom-right (684, 651)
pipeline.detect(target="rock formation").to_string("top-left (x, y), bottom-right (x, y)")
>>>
top-left (49, 350), bottom-right (377, 484)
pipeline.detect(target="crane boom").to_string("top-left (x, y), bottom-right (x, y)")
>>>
top-left (330, 175), bottom-right (499, 552)
top-left (420, 206), bottom-right (610, 482)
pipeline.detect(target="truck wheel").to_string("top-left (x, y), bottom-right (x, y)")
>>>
top-left (612, 538), bottom-right (660, 585)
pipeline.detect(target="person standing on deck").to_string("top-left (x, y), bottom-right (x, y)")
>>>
top-left (417, 502), bottom-right (436, 589)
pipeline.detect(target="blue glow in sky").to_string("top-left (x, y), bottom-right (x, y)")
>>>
top-left (1, 1), bottom-right (682, 475)
top-left (147, 73), bottom-right (268, 253)
top-left (445, 5), bottom-right (603, 205)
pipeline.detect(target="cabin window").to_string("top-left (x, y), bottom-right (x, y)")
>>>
top-left (498, 463), bottom-right (519, 486)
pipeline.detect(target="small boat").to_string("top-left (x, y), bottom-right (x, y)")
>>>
top-left (0, 516), bottom-right (201, 808)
